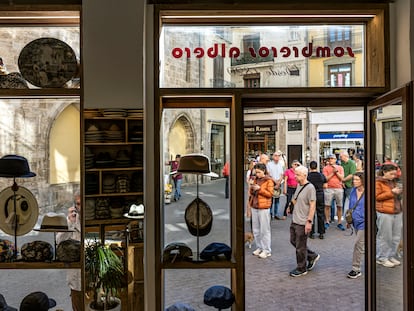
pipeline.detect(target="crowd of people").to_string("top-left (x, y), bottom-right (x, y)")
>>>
top-left (244, 150), bottom-right (403, 278)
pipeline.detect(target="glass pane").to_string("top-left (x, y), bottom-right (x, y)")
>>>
top-left (160, 24), bottom-right (365, 88)
top-left (161, 107), bottom-right (231, 308)
top-left (0, 97), bottom-right (80, 310)
top-left (374, 103), bottom-right (403, 310)
top-left (0, 26), bottom-right (80, 89)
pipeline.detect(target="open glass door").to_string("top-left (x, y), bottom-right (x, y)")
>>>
top-left (367, 82), bottom-right (414, 310)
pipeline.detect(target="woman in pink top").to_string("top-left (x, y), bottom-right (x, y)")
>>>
top-left (282, 160), bottom-right (301, 218)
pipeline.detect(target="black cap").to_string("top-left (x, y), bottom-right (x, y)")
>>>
top-left (20, 292), bottom-right (56, 311)
top-left (0, 294), bottom-right (17, 311)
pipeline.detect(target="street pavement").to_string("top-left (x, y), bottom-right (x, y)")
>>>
top-left (164, 178), bottom-right (403, 311)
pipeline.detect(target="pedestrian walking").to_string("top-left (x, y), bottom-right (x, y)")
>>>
top-left (287, 165), bottom-right (320, 277)
top-left (347, 172), bottom-right (365, 279)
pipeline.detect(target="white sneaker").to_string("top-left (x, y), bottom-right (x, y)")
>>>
top-left (259, 250), bottom-right (271, 259)
top-left (389, 257), bottom-right (401, 266)
top-left (376, 259), bottom-right (395, 268)
top-left (252, 248), bottom-right (262, 256)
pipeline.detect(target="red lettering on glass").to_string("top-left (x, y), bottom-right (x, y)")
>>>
top-left (280, 46), bottom-right (291, 57)
top-left (316, 47), bottom-right (330, 57)
top-left (249, 47), bottom-right (257, 57)
top-left (258, 47), bottom-right (269, 57)
top-left (171, 42), bottom-right (355, 59)
top-left (302, 43), bottom-right (313, 57)
top-left (334, 47), bottom-right (345, 57)
top-left (229, 47), bottom-right (240, 58)
top-left (194, 47), bottom-right (204, 58)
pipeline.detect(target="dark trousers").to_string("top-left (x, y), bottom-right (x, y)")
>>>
top-left (312, 194), bottom-right (325, 235)
top-left (290, 222), bottom-right (318, 272)
top-left (224, 175), bottom-right (229, 198)
top-left (284, 186), bottom-right (297, 216)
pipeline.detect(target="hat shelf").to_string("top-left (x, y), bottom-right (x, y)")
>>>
top-left (83, 108), bottom-right (145, 310)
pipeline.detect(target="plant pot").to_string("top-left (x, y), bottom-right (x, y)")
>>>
top-left (87, 297), bottom-right (121, 311)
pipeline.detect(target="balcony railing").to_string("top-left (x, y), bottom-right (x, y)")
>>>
top-left (231, 53), bottom-right (274, 66)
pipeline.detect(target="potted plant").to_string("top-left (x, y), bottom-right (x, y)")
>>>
top-left (85, 240), bottom-right (125, 311)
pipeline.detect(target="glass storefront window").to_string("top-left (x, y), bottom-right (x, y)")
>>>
top-left (160, 24), bottom-right (365, 88)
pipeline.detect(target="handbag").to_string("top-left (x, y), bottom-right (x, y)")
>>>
top-left (345, 192), bottom-right (364, 224)
top-left (273, 186), bottom-right (281, 198)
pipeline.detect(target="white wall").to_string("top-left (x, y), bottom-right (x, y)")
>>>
top-left (82, 0), bottom-right (144, 109)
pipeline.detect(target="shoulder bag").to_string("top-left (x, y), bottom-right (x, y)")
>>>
top-left (345, 192), bottom-right (364, 224)
top-left (288, 182), bottom-right (309, 213)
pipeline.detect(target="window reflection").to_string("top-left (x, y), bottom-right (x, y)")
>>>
top-left (374, 103), bottom-right (403, 310)
top-left (160, 25), bottom-right (365, 88)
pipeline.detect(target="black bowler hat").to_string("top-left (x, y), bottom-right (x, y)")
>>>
top-left (20, 292), bottom-right (56, 311)
top-left (0, 155), bottom-right (36, 178)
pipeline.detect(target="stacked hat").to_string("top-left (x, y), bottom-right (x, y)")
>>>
top-left (83, 109), bottom-right (102, 118)
top-left (102, 173), bottom-right (117, 193)
top-left (115, 150), bottom-right (131, 167)
top-left (84, 147), bottom-right (95, 169)
top-left (84, 124), bottom-right (104, 143)
top-left (109, 198), bottom-right (124, 218)
top-left (95, 198), bottom-right (111, 219)
top-left (101, 108), bottom-right (127, 117)
top-left (127, 109), bottom-right (143, 118)
top-left (84, 198), bottom-right (96, 220)
top-left (95, 152), bottom-right (115, 168)
top-left (85, 173), bottom-right (99, 195)
top-left (20, 292), bottom-right (56, 311)
top-left (105, 123), bottom-right (124, 142)
top-left (129, 123), bottom-right (143, 142)
top-left (116, 174), bottom-right (130, 193)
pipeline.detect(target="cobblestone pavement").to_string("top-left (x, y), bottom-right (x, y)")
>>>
top-left (164, 179), bottom-right (403, 311)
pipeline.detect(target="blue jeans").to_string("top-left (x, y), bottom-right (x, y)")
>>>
top-left (173, 178), bottom-right (182, 200)
top-left (270, 197), bottom-right (282, 217)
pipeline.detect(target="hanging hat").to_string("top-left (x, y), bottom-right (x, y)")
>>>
top-left (203, 285), bottom-right (235, 310)
top-left (0, 186), bottom-right (38, 236)
top-left (20, 291), bottom-right (56, 311)
top-left (0, 155), bottom-right (36, 178)
top-left (34, 214), bottom-right (71, 232)
top-left (123, 203), bottom-right (145, 219)
top-left (177, 154), bottom-right (217, 175)
top-left (0, 293), bottom-right (17, 311)
top-left (184, 197), bottom-right (213, 237)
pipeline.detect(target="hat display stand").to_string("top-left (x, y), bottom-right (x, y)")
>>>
top-left (0, 155), bottom-right (37, 261)
top-left (177, 154), bottom-right (218, 262)
top-left (34, 214), bottom-right (75, 261)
